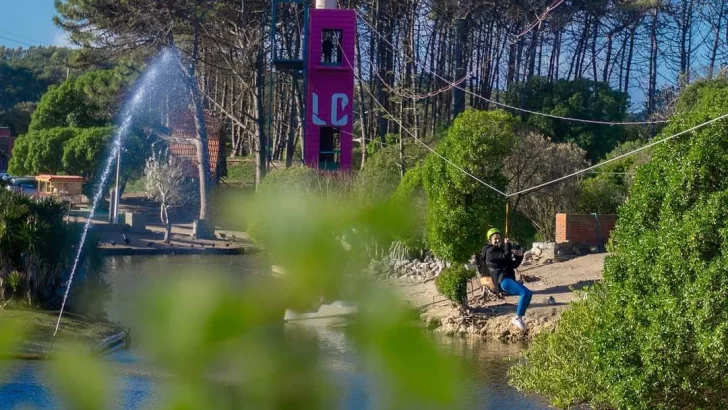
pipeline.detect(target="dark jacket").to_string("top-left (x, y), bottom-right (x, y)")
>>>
top-left (481, 242), bottom-right (523, 289)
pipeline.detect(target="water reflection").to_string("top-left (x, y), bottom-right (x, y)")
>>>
top-left (438, 337), bottom-right (549, 410)
top-left (0, 364), bottom-right (55, 409)
top-left (289, 325), bottom-right (550, 410)
top-left (0, 255), bottom-right (551, 409)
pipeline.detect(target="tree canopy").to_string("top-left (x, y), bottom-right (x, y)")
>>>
top-left (0, 46), bottom-right (90, 135)
top-left (0, 46), bottom-right (84, 84)
top-left (44, 0), bottom-right (728, 171)
top-left (29, 64), bottom-right (138, 131)
top-left (8, 65), bottom-right (150, 193)
top-left (504, 77), bottom-right (630, 162)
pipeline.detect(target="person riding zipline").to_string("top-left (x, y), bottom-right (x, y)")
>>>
top-left (481, 228), bottom-right (532, 331)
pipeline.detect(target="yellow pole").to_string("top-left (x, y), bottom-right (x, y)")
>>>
top-left (505, 202), bottom-right (510, 238)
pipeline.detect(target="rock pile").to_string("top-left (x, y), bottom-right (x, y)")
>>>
top-left (367, 254), bottom-right (446, 281)
top-left (526, 242), bottom-right (557, 264)
top-left (438, 311), bottom-right (493, 336)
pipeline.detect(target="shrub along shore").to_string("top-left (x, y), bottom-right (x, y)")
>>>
top-left (509, 80), bottom-right (728, 409)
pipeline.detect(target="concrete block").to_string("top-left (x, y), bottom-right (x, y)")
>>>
top-left (125, 212), bottom-right (147, 233)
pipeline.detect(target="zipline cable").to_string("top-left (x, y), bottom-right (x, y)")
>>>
top-left (504, 113), bottom-right (728, 197)
top-left (343, 35), bottom-right (728, 198)
top-left (340, 47), bottom-right (508, 197)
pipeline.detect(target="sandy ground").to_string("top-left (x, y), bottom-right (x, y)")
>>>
top-left (391, 253), bottom-right (606, 342)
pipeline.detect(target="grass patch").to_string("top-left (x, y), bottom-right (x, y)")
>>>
top-left (0, 308), bottom-right (125, 355)
top-left (224, 159), bottom-right (257, 186)
top-left (124, 178), bottom-right (146, 194)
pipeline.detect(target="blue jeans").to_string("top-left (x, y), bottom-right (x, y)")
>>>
top-left (500, 278), bottom-right (532, 317)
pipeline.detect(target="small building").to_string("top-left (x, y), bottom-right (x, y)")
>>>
top-left (35, 175), bottom-right (86, 205)
top-left (0, 127), bottom-right (14, 173)
top-left (166, 109), bottom-right (226, 181)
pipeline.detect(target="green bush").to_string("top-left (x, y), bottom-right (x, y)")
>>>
top-left (0, 191), bottom-right (106, 316)
top-left (123, 177), bottom-right (146, 194)
top-left (577, 176), bottom-right (626, 214)
top-left (223, 159), bottom-right (257, 185)
top-left (508, 284), bottom-right (611, 408)
top-left (422, 109), bottom-right (513, 262)
top-left (435, 263), bottom-right (475, 305)
top-left (7, 271), bottom-right (21, 296)
top-left (578, 140), bottom-right (652, 214)
top-left (365, 133), bottom-right (398, 156)
top-left (509, 79), bottom-right (728, 409)
top-left (391, 166), bottom-right (428, 252)
top-left (248, 166), bottom-right (356, 246)
top-left (356, 139), bottom-right (428, 205)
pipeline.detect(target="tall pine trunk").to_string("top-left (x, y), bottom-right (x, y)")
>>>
top-left (453, 9), bottom-right (468, 118)
top-left (255, 49), bottom-right (267, 187)
top-left (186, 16), bottom-right (213, 238)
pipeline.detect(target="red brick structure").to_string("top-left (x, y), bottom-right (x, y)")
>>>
top-left (555, 213), bottom-right (617, 247)
top-left (0, 127), bottom-right (14, 173)
top-left (166, 109), bottom-right (226, 181)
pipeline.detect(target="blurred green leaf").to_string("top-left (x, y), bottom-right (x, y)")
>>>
top-left (0, 316), bottom-right (26, 367)
top-left (49, 343), bottom-right (112, 410)
top-left (350, 288), bottom-right (465, 409)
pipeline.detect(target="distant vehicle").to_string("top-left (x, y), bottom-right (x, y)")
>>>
top-left (6, 177), bottom-right (38, 197)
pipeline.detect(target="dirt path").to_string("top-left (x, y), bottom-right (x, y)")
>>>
top-left (391, 253), bottom-right (606, 341)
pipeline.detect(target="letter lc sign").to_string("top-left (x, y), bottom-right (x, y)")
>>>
top-left (312, 92), bottom-right (349, 127)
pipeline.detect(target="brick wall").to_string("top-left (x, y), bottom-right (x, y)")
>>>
top-left (555, 213), bottom-right (617, 247)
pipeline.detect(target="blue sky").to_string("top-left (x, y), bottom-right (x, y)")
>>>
top-left (0, 1), bottom-right (71, 48)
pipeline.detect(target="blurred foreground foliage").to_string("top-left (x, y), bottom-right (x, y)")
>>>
top-left (4, 185), bottom-right (468, 410)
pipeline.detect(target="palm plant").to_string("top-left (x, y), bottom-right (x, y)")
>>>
top-left (0, 190), bottom-right (107, 315)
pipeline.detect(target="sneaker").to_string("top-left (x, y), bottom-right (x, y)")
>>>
top-left (511, 316), bottom-right (526, 331)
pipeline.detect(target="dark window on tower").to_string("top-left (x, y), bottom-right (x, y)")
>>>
top-left (319, 127), bottom-right (341, 169)
top-left (321, 29), bottom-right (343, 64)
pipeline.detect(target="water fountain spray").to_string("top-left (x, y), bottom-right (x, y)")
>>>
top-left (46, 49), bottom-right (178, 359)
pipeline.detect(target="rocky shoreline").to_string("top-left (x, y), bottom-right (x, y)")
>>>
top-left (383, 253), bottom-right (606, 342)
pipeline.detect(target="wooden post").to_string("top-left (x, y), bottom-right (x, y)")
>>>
top-left (505, 202), bottom-right (510, 238)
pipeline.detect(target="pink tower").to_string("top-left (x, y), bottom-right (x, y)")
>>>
top-left (304, 1), bottom-right (356, 171)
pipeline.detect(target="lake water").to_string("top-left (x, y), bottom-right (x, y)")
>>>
top-left (0, 255), bottom-right (552, 409)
